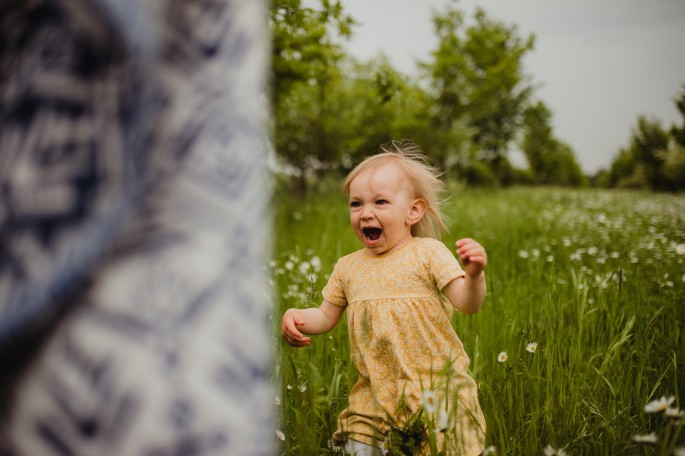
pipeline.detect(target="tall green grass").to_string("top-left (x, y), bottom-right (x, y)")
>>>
top-left (271, 186), bottom-right (685, 455)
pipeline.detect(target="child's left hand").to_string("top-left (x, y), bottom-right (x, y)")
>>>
top-left (456, 238), bottom-right (487, 278)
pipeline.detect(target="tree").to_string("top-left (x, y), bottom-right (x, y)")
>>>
top-left (660, 84), bottom-right (685, 190)
top-left (670, 84), bottom-right (685, 147)
top-left (521, 101), bottom-right (586, 186)
top-left (608, 116), bottom-right (669, 190)
top-left (424, 4), bottom-right (535, 180)
top-left (270, 0), bottom-right (352, 111)
top-left (270, 0), bottom-right (353, 191)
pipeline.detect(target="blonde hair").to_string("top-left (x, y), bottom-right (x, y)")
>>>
top-left (343, 140), bottom-right (447, 239)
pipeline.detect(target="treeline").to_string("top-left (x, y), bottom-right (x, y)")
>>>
top-left (269, 0), bottom-right (683, 193)
top-left (595, 85), bottom-right (685, 191)
top-left (269, 0), bottom-right (585, 191)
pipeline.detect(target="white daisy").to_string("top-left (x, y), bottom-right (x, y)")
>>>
top-left (632, 432), bottom-right (657, 443)
top-left (298, 384), bottom-right (307, 393)
top-left (422, 390), bottom-right (439, 413)
top-left (435, 411), bottom-right (449, 432)
top-left (497, 352), bottom-right (508, 363)
top-left (543, 444), bottom-right (568, 456)
top-left (276, 429), bottom-right (285, 441)
top-left (665, 407), bottom-right (683, 418)
top-left (644, 396), bottom-right (675, 413)
top-left (526, 342), bottom-right (538, 353)
top-left (482, 445), bottom-right (497, 456)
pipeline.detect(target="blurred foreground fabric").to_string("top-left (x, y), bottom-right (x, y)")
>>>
top-left (0, 0), bottom-right (273, 454)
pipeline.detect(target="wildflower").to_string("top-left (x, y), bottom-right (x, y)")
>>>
top-left (298, 261), bottom-right (311, 275)
top-left (284, 261), bottom-right (294, 271)
top-left (546, 255), bottom-right (554, 262)
top-left (632, 432), bottom-right (657, 443)
top-left (518, 250), bottom-right (529, 259)
top-left (435, 411), bottom-right (449, 432)
top-left (298, 384), bottom-right (307, 393)
top-left (275, 396), bottom-right (281, 406)
top-left (276, 429), bottom-right (285, 441)
top-left (673, 447), bottom-right (685, 456)
top-left (482, 446), bottom-right (497, 456)
top-left (644, 395), bottom-right (675, 413)
top-left (588, 246), bottom-right (598, 255)
top-left (497, 352), bottom-right (508, 363)
top-left (526, 342), bottom-right (538, 353)
top-left (676, 244), bottom-right (685, 255)
top-left (610, 251), bottom-right (620, 259)
top-left (422, 390), bottom-right (439, 413)
top-left (310, 255), bottom-right (322, 271)
top-left (543, 444), bottom-right (568, 456)
top-left (532, 249), bottom-right (540, 258)
top-left (286, 384), bottom-right (293, 391)
top-left (666, 407), bottom-right (684, 418)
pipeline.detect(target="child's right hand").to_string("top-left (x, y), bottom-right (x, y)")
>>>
top-left (281, 309), bottom-right (311, 347)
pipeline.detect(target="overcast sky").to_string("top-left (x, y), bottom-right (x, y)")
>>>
top-left (337, 0), bottom-right (685, 174)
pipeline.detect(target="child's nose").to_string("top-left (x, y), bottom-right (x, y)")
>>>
top-left (361, 205), bottom-right (374, 218)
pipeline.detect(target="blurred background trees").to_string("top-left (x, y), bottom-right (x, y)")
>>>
top-left (269, 0), bottom-right (683, 193)
top-left (598, 85), bottom-right (685, 191)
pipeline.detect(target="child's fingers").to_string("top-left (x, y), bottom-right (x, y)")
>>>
top-left (456, 237), bottom-right (480, 248)
top-left (284, 335), bottom-right (310, 347)
top-left (465, 255), bottom-right (487, 267)
top-left (282, 317), bottom-right (311, 347)
top-left (459, 247), bottom-right (486, 263)
top-left (282, 329), bottom-right (310, 347)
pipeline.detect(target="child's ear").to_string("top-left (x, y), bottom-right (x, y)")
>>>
top-left (406, 199), bottom-right (426, 226)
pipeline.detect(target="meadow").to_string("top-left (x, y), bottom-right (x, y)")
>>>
top-left (271, 184), bottom-right (685, 455)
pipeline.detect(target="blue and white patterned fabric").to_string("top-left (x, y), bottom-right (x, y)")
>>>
top-left (0, 0), bottom-right (273, 454)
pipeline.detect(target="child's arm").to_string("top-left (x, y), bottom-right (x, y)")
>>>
top-left (281, 300), bottom-right (345, 347)
top-left (443, 238), bottom-right (487, 314)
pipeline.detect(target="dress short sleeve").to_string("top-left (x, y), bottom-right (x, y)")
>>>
top-left (429, 240), bottom-right (466, 290)
top-left (322, 260), bottom-right (348, 307)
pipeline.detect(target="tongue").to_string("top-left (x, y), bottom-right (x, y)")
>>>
top-left (366, 228), bottom-right (382, 240)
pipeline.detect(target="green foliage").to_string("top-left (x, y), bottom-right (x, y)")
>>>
top-left (273, 186), bottom-right (685, 455)
top-left (604, 84), bottom-right (685, 192)
top-left (270, 0), bottom-right (352, 109)
top-left (269, 1), bottom-right (588, 191)
top-left (425, 5), bottom-right (535, 175)
top-left (521, 101), bottom-right (587, 186)
top-left (608, 116), bottom-right (671, 190)
top-left (670, 84), bottom-right (685, 147)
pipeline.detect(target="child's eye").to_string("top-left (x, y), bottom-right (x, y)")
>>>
top-left (376, 199), bottom-right (387, 205)
top-left (350, 201), bottom-right (362, 208)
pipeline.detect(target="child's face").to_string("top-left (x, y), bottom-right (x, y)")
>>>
top-left (348, 164), bottom-right (420, 256)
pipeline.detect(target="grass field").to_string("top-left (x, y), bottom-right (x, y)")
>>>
top-left (271, 185), bottom-right (685, 455)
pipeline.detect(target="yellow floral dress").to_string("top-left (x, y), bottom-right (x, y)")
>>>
top-left (323, 237), bottom-right (486, 455)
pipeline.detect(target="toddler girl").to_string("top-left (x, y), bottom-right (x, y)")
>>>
top-left (281, 142), bottom-right (486, 455)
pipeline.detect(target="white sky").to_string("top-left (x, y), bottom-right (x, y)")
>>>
top-left (337, 0), bottom-right (685, 173)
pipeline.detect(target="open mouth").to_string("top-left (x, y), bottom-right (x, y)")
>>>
top-left (362, 227), bottom-right (382, 241)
